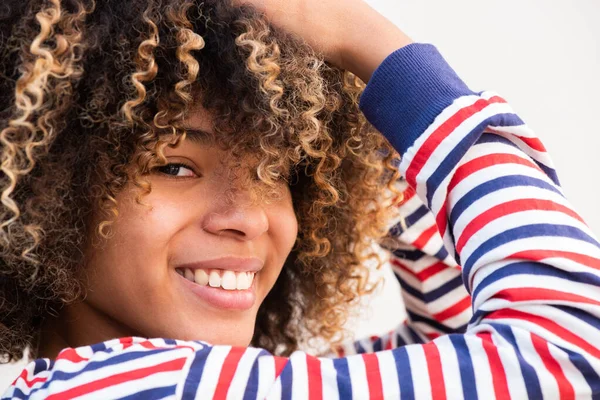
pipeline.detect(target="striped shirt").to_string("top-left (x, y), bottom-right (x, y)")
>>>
top-left (4, 43), bottom-right (600, 399)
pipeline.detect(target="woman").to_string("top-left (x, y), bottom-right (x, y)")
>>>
top-left (3, 0), bottom-right (600, 399)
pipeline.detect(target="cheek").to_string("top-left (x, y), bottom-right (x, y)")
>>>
top-left (85, 190), bottom-right (189, 294)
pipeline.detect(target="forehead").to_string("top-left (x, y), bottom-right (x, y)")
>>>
top-left (180, 106), bottom-right (216, 145)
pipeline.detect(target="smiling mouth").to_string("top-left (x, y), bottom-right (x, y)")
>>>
top-left (176, 268), bottom-right (255, 291)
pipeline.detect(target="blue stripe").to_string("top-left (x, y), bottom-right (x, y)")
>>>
top-left (354, 341), bottom-right (368, 354)
top-left (553, 343), bottom-right (600, 395)
top-left (396, 274), bottom-right (464, 304)
top-left (425, 112), bottom-right (525, 207)
top-left (333, 357), bottom-right (353, 400)
top-left (392, 349), bottom-right (415, 400)
top-left (117, 384), bottom-right (177, 399)
top-left (243, 350), bottom-right (268, 400)
top-left (477, 132), bottom-right (520, 146)
top-left (279, 358), bottom-right (293, 400)
top-left (488, 323), bottom-right (543, 399)
top-left (407, 310), bottom-right (468, 335)
top-left (463, 224), bottom-right (600, 286)
top-left (392, 248), bottom-right (427, 262)
top-left (474, 132), bottom-right (561, 186)
top-left (33, 358), bottom-right (50, 375)
top-left (472, 261), bottom-right (600, 306)
top-left (449, 175), bottom-right (563, 227)
top-left (448, 335), bottom-right (478, 400)
top-left (182, 346), bottom-right (212, 397)
top-left (388, 204), bottom-right (431, 237)
top-left (34, 348), bottom-right (178, 384)
top-left (553, 305), bottom-right (600, 331)
top-left (2, 388), bottom-right (27, 399)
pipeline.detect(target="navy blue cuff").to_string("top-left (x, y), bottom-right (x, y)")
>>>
top-left (359, 43), bottom-right (476, 155)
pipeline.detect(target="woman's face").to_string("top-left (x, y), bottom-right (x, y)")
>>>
top-left (80, 108), bottom-right (298, 347)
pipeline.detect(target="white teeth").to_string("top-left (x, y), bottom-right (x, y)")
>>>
top-left (221, 271), bottom-right (237, 290)
top-left (208, 270), bottom-right (221, 288)
top-left (177, 268), bottom-right (256, 291)
top-left (184, 268), bottom-right (194, 282)
top-left (236, 272), bottom-right (248, 290)
top-left (194, 269), bottom-right (209, 286)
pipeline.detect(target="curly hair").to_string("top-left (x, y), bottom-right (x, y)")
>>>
top-left (0, 0), bottom-right (401, 362)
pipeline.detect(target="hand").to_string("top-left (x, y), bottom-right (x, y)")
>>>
top-left (234, 0), bottom-right (413, 82)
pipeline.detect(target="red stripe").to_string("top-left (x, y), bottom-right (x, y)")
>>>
top-left (119, 337), bottom-right (134, 350)
top-left (495, 288), bottom-right (600, 307)
top-left (306, 355), bottom-right (323, 400)
top-left (530, 332), bottom-right (575, 400)
top-left (45, 357), bottom-right (187, 400)
top-left (514, 135), bottom-right (547, 153)
top-left (432, 295), bottom-right (471, 322)
top-left (456, 198), bottom-right (585, 253)
top-left (213, 347), bottom-right (245, 400)
top-left (13, 369), bottom-right (48, 388)
top-left (405, 96), bottom-right (506, 188)
top-left (476, 333), bottom-right (511, 400)
top-left (56, 348), bottom-right (89, 363)
top-left (508, 249), bottom-right (600, 271)
top-left (362, 353), bottom-right (384, 399)
top-left (385, 331), bottom-right (395, 350)
top-left (411, 224), bottom-right (438, 250)
top-left (422, 343), bottom-right (447, 400)
top-left (448, 153), bottom-right (543, 195)
top-left (390, 259), bottom-right (450, 282)
top-left (397, 187), bottom-right (416, 206)
top-left (486, 309), bottom-right (600, 359)
top-left (273, 356), bottom-right (288, 378)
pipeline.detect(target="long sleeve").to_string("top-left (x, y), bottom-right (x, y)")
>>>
top-left (5, 43), bottom-right (600, 400)
top-left (333, 181), bottom-right (473, 356)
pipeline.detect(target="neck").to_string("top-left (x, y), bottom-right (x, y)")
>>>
top-left (38, 301), bottom-right (141, 360)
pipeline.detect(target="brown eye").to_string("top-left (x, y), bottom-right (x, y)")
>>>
top-left (156, 163), bottom-right (197, 178)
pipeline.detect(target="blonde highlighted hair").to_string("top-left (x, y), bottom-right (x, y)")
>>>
top-left (0, 0), bottom-right (401, 361)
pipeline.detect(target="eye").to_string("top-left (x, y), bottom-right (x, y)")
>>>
top-left (155, 163), bottom-right (198, 178)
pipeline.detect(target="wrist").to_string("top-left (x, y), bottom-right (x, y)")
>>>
top-left (340, 4), bottom-right (413, 82)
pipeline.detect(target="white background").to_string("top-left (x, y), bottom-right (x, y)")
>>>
top-left (2, 0), bottom-right (599, 391)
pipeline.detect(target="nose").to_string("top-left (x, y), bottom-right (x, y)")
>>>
top-left (202, 200), bottom-right (269, 241)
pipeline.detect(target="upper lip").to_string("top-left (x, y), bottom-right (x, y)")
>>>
top-left (175, 256), bottom-right (264, 273)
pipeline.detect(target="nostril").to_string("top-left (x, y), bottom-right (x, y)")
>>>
top-left (222, 228), bottom-right (246, 238)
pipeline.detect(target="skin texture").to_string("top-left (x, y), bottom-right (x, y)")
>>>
top-left (39, 108), bottom-right (298, 357)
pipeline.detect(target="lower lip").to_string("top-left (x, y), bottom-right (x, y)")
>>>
top-left (177, 272), bottom-right (257, 310)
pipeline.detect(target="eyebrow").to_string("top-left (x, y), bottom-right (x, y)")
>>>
top-left (180, 128), bottom-right (213, 144)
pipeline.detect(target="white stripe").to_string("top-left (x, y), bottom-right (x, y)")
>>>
top-left (413, 101), bottom-right (518, 216)
top-left (227, 348), bottom-right (264, 400)
top-left (194, 346), bottom-right (230, 399)
top-left (435, 335), bottom-right (464, 399)
top-left (73, 369), bottom-right (182, 400)
top-left (377, 351), bottom-right (401, 397)
top-left (43, 347), bottom-right (191, 394)
top-left (486, 326), bottom-right (529, 399)
top-left (465, 236), bottom-right (600, 292)
top-left (548, 343), bottom-right (593, 399)
top-left (319, 357), bottom-right (340, 400)
top-left (463, 334), bottom-right (495, 400)
top-left (346, 355), bottom-right (370, 399)
top-left (289, 352), bottom-right (309, 400)
top-left (256, 353), bottom-right (277, 399)
top-left (405, 345), bottom-right (433, 400)
top-left (459, 210), bottom-right (596, 263)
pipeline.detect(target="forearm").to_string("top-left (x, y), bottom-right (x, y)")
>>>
top-left (339, 2), bottom-right (413, 83)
